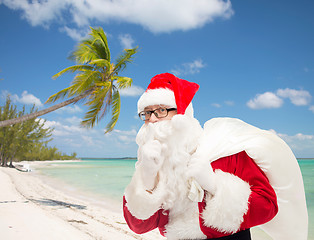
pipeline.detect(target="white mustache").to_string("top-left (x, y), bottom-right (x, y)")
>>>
top-left (136, 115), bottom-right (203, 155)
top-left (136, 120), bottom-right (174, 146)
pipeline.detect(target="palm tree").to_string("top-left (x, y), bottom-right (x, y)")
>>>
top-left (0, 27), bottom-right (138, 132)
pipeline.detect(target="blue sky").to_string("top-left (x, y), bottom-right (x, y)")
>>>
top-left (0, 0), bottom-right (313, 158)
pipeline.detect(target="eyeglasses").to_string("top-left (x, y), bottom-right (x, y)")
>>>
top-left (138, 107), bottom-right (177, 121)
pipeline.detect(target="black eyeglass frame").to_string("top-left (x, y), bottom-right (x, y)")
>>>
top-left (138, 108), bottom-right (177, 121)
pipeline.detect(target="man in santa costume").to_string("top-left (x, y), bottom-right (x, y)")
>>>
top-left (123, 73), bottom-right (308, 240)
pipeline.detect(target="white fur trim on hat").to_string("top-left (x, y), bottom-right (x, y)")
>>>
top-left (184, 103), bottom-right (194, 118)
top-left (137, 88), bottom-right (176, 113)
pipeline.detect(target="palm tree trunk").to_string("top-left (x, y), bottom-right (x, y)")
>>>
top-left (0, 90), bottom-right (92, 128)
top-left (0, 153), bottom-right (3, 166)
top-left (2, 157), bottom-right (8, 167)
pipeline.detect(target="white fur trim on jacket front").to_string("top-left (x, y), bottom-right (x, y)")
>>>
top-left (201, 170), bottom-right (251, 234)
top-left (124, 169), bottom-right (166, 220)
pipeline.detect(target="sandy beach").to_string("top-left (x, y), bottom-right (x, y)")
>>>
top-left (0, 164), bottom-right (163, 240)
top-left (0, 161), bottom-right (275, 240)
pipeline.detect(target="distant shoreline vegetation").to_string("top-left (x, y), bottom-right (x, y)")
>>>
top-left (0, 96), bottom-right (77, 167)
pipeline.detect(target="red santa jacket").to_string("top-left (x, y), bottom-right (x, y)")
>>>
top-left (123, 151), bottom-right (278, 239)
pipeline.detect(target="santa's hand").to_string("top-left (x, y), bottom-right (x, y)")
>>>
top-left (187, 156), bottom-right (216, 195)
top-left (137, 140), bottom-right (165, 190)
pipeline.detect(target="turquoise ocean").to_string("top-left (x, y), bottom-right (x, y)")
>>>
top-left (35, 158), bottom-right (314, 239)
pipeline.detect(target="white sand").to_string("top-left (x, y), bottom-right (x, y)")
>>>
top-left (0, 164), bottom-right (163, 240)
top-left (0, 161), bottom-right (271, 240)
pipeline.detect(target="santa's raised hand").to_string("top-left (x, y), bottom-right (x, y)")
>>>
top-left (187, 154), bottom-right (217, 196)
top-left (136, 140), bottom-right (165, 191)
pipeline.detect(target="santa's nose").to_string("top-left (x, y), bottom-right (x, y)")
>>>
top-left (148, 113), bottom-right (159, 123)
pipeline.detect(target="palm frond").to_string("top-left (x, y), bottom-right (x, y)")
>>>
top-left (80, 101), bottom-right (103, 128)
top-left (80, 105), bottom-right (101, 128)
top-left (90, 41), bottom-right (110, 63)
top-left (88, 82), bottom-right (111, 107)
top-left (52, 65), bottom-right (94, 79)
top-left (48, 71), bottom-right (99, 103)
top-left (114, 47), bottom-right (138, 73)
top-left (80, 83), bottom-right (111, 128)
top-left (98, 91), bottom-right (112, 121)
top-left (70, 41), bottom-right (98, 64)
top-left (69, 28), bottom-right (110, 65)
top-left (105, 89), bottom-right (120, 133)
top-left (115, 76), bottom-right (133, 89)
top-left (89, 59), bottom-right (111, 69)
top-left (113, 47), bottom-right (138, 74)
top-left (89, 27), bottom-right (110, 61)
top-left (45, 86), bottom-right (74, 103)
top-left (72, 70), bottom-right (102, 95)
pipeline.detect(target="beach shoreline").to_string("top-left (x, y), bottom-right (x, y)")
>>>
top-left (0, 162), bottom-right (163, 240)
top-left (0, 160), bottom-right (285, 240)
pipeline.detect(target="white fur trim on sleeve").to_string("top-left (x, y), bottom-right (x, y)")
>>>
top-left (124, 169), bottom-right (166, 220)
top-left (201, 170), bottom-right (251, 234)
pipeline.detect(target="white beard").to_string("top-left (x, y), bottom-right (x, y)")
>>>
top-left (136, 115), bottom-right (206, 239)
top-left (136, 114), bottom-right (203, 210)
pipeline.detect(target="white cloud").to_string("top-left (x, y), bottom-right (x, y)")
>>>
top-left (40, 116), bottom-right (138, 156)
top-left (65, 116), bottom-right (82, 124)
top-left (171, 59), bottom-right (206, 76)
top-left (119, 85), bottom-right (145, 97)
top-left (55, 105), bottom-right (83, 114)
top-left (211, 101), bottom-right (234, 108)
top-left (1, 0), bottom-right (67, 28)
top-left (247, 92), bottom-right (283, 109)
top-left (39, 119), bottom-right (61, 129)
top-left (1, 0), bottom-right (233, 33)
top-left (11, 91), bottom-right (43, 107)
top-left (112, 129), bottom-right (137, 144)
top-left (211, 103), bottom-right (221, 108)
top-left (1, 90), bottom-right (10, 100)
top-left (279, 133), bottom-right (314, 154)
top-left (247, 88), bottom-right (313, 110)
top-left (62, 124), bottom-right (86, 134)
top-left (277, 88), bottom-right (312, 106)
top-left (39, 119), bottom-right (83, 136)
top-left (39, 119), bottom-right (74, 136)
top-left (294, 133), bottom-right (314, 140)
top-left (113, 129), bottom-right (137, 135)
top-left (119, 34), bottom-right (135, 49)
top-left (40, 119), bottom-right (87, 136)
top-left (273, 130), bottom-right (314, 141)
top-left (59, 26), bottom-right (90, 41)
top-left (269, 130), bottom-right (314, 157)
top-left (81, 135), bottom-right (94, 145)
top-left (224, 101), bottom-right (234, 106)
top-left (1, 90), bottom-right (43, 107)
top-left (309, 106), bottom-right (314, 113)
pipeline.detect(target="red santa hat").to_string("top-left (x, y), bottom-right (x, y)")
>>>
top-left (137, 73), bottom-right (199, 116)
